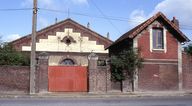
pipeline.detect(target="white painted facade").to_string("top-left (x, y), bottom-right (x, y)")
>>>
top-left (22, 28), bottom-right (108, 53)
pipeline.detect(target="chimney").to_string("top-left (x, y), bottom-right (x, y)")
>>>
top-left (171, 17), bottom-right (179, 28)
top-left (107, 32), bottom-right (110, 39)
top-left (87, 22), bottom-right (90, 29)
top-left (55, 18), bottom-right (58, 24)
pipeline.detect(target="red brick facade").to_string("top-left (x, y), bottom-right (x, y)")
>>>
top-left (108, 12), bottom-right (190, 92)
top-left (182, 53), bottom-right (192, 90)
top-left (2, 12), bottom-right (190, 93)
top-left (138, 31), bottom-right (178, 59)
top-left (137, 22), bottom-right (180, 91)
top-left (0, 66), bottom-right (30, 93)
top-left (138, 64), bottom-right (178, 91)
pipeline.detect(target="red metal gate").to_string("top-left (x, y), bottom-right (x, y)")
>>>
top-left (48, 66), bottom-right (87, 92)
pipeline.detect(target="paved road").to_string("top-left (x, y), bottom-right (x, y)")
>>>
top-left (0, 96), bottom-right (192, 106)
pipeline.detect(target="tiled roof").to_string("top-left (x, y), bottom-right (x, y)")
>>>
top-left (107, 12), bottom-right (190, 49)
top-left (10, 18), bottom-right (113, 45)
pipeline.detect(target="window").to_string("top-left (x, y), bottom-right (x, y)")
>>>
top-left (152, 28), bottom-right (164, 49)
top-left (61, 36), bottom-right (76, 45)
top-left (61, 58), bottom-right (75, 66)
top-left (97, 59), bottom-right (106, 66)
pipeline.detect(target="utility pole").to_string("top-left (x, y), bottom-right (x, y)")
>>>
top-left (30, 0), bottom-right (38, 94)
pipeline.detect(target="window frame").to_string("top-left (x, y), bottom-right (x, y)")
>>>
top-left (149, 26), bottom-right (167, 53)
top-left (152, 28), bottom-right (165, 51)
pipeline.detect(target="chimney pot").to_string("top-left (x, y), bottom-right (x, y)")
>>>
top-left (55, 18), bottom-right (58, 24)
top-left (107, 32), bottom-right (110, 39)
top-left (171, 17), bottom-right (179, 28)
top-left (87, 22), bottom-right (90, 29)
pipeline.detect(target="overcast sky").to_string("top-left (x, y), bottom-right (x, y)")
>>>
top-left (0, 0), bottom-right (191, 42)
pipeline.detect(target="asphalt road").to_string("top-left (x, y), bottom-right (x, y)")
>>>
top-left (0, 96), bottom-right (192, 106)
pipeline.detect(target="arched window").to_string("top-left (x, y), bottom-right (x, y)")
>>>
top-left (61, 58), bottom-right (75, 66)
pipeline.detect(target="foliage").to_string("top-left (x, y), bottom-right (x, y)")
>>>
top-left (97, 59), bottom-right (107, 66)
top-left (184, 44), bottom-right (192, 56)
top-left (0, 43), bottom-right (30, 66)
top-left (110, 48), bottom-right (143, 91)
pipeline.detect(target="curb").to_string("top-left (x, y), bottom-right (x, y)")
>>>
top-left (0, 92), bottom-right (191, 99)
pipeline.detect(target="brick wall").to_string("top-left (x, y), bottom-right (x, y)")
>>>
top-left (138, 30), bottom-right (178, 59)
top-left (138, 64), bottom-right (178, 91)
top-left (136, 21), bottom-right (180, 91)
top-left (95, 66), bottom-right (109, 92)
top-left (182, 53), bottom-right (192, 90)
top-left (89, 66), bottom-right (111, 93)
top-left (0, 66), bottom-right (30, 93)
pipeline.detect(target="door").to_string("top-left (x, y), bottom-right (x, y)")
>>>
top-left (48, 66), bottom-right (87, 92)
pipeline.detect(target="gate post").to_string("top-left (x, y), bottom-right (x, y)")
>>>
top-left (37, 52), bottom-right (49, 93)
top-left (106, 59), bottom-right (112, 92)
top-left (88, 52), bottom-right (98, 93)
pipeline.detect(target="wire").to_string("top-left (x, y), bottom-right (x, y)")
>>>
top-left (180, 27), bottom-right (192, 30)
top-left (89, 0), bottom-right (122, 35)
top-left (40, 8), bottom-right (192, 31)
top-left (180, 24), bottom-right (192, 28)
top-left (40, 8), bottom-right (129, 22)
top-left (0, 8), bottom-right (32, 11)
top-left (0, 7), bottom-right (192, 31)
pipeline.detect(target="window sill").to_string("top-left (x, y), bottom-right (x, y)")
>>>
top-left (152, 49), bottom-right (165, 52)
top-left (152, 49), bottom-right (164, 51)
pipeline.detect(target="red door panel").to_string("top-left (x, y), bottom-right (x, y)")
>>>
top-left (48, 66), bottom-right (87, 92)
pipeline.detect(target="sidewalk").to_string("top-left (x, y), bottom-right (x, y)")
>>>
top-left (0, 91), bottom-right (192, 98)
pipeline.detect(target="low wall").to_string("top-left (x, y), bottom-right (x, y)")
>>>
top-left (95, 66), bottom-right (110, 92)
top-left (0, 66), bottom-right (30, 93)
top-left (89, 65), bottom-right (111, 93)
top-left (182, 53), bottom-right (192, 90)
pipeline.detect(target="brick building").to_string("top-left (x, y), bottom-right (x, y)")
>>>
top-left (9, 18), bottom-right (113, 93)
top-left (108, 12), bottom-right (190, 92)
top-left (2, 12), bottom-right (191, 94)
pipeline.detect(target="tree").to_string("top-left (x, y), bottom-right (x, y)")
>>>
top-left (110, 48), bottom-right (143, 92)
top-left (0, 42), bottom-right (30, 66)
top-left (184, 43), bottom-right (192, 56)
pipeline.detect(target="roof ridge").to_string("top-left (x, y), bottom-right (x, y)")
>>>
top-left (107, 12), bottom-right (190, 49)
top-left (10, 18), bottom-right (113, 44)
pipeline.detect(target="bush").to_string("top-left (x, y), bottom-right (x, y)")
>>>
top-left (184, 44), bottom-right (192, 56)
top-left (110, 48), bottom-right (143, 91)
top-left (0, 43), bottom-right (30, 66)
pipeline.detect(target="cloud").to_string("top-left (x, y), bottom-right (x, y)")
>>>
top-left (22, 0), bottom-right (56, 9)
top-left (150, 0), bottom-right (192, 26)
top-left (38, 17), bottom-right (50, 29)
top-left (21, 0), bottom-right (32, 7)
top-left (3, 34), bottom-right (22, 42)
top-left (129, 9), bottom-right (147, 27)
top-left (129, 0), bottom-right (192, 33)
top-left (21, 0), bottom-right (88, 9)
top-left (71, 0), bottom-right (88, 5)
top-left (130, 0), bottom-right (192, 27)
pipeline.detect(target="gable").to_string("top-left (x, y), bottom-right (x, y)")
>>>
top-left (108, 12), bottom-right (190, 49)
top-left (10, 19), bottom-right (113, 53)
top-left (22, 28), bottom-right (108, 53)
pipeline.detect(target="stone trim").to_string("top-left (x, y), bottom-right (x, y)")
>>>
top-left (142, 62), bottom-right (178, 65)
top-left (133, 35), bottom-right (138, 91)
top-left (178, 42), bottom-right (183, 90)
top-left (144, 58), bottom-right (178, 62)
